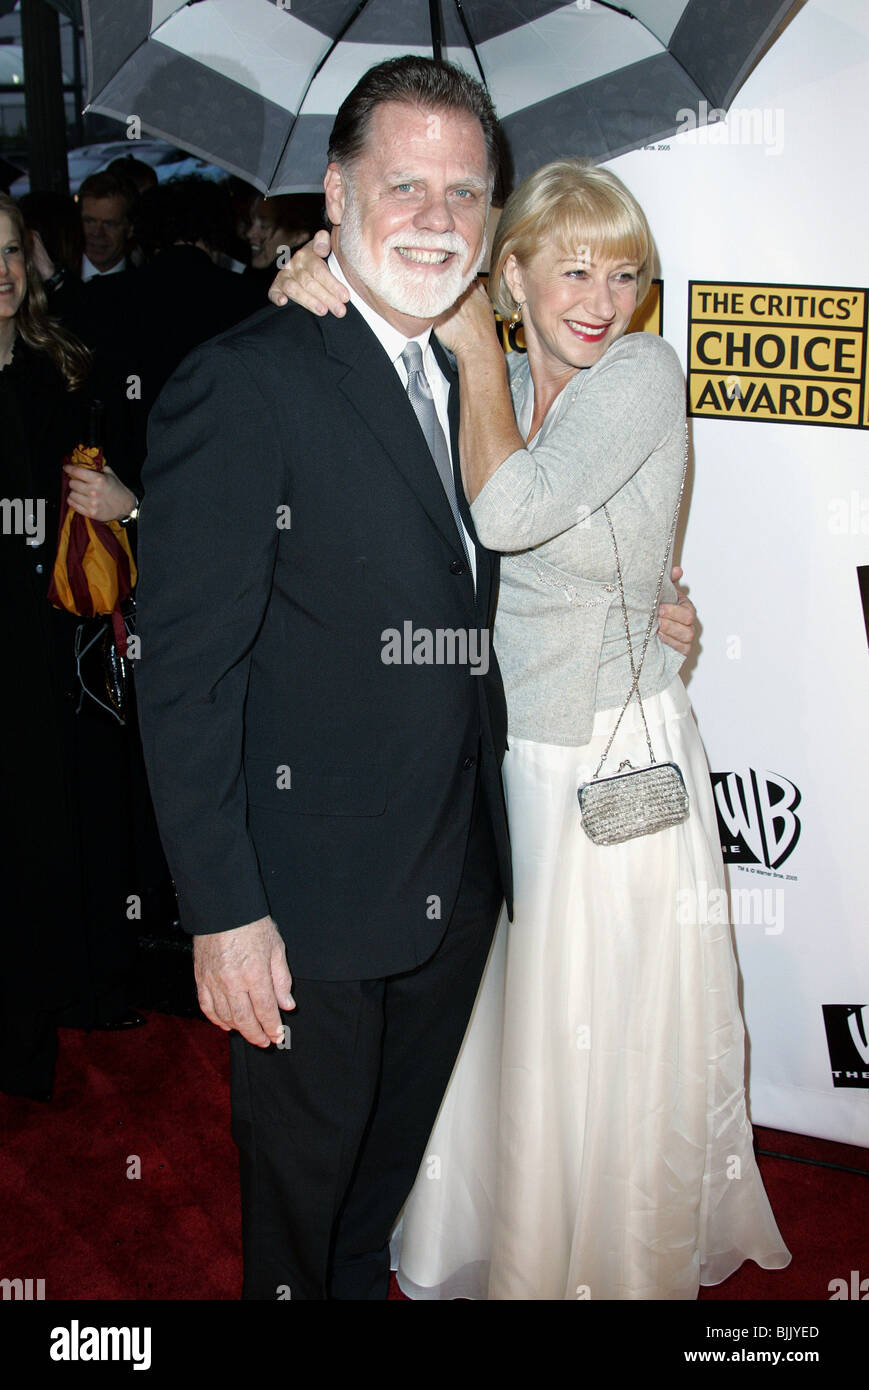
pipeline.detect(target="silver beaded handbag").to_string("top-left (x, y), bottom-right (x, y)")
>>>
top-left (578, 442), bottom-right (690, 846)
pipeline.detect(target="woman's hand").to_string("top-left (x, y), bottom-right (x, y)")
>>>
top-left (268, 229), bottom-right (349, 316)
top-left (29, 229), bottom-right (56, 282)
top-left (434, 280), bottom-right (499, 359)
top-left (657, 567), bottom-right (697, 656)
top-left (64, 462), bottom-right (137, 523)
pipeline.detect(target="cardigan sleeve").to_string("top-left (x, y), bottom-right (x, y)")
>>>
top-left (470, 333), bottom-right (685, 553)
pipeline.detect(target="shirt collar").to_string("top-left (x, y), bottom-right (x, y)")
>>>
top-left (328, 252), bottom-right (431, 365)
top-left (82, 253), bottom-right (126, 281)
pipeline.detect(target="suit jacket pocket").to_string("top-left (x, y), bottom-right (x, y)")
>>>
top-left (245, 757), bottom-right (387, 817)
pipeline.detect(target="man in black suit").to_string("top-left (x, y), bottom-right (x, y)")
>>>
top-left (136, 56), bottom-right (511, 1300)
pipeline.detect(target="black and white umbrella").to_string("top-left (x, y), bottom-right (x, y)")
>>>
top-left (82, 0), bottom-right (800, 194)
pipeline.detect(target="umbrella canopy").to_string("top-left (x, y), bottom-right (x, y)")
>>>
top-left (82, 0), bottom-right (801, 195)
top-left (0, 42), bottom-right (24, 84)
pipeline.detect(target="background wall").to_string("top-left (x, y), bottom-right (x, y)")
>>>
top-left (605, 0), bottom-right (868, 1144)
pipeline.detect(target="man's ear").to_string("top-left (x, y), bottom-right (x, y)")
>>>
top-left (323, 164), bottom-right (346, 226)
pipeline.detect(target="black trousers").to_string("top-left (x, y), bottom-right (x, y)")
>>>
top-left (229, 774), bottom-right (502, 1300)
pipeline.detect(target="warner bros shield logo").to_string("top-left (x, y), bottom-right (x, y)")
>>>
top-left (711, 769), bottom-right (801, 869)
top-left (822, 1005), bottom-right (869, 1088)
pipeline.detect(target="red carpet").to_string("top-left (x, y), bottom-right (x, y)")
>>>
top-left (0, 1013), bottom-right (865, 1301)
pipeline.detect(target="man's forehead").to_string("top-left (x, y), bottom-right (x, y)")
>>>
top-left (81, 195), bottom-right (126, 213)
top-left (369, 97), bottom-right (481, 131)
top-left (366, 100), bottom-right (487, 162)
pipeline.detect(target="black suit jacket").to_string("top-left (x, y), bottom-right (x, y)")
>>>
top-left (136, 301), bottom-right (512, 979)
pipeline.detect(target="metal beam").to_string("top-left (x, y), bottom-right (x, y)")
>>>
top-left (20, 0), bottom-right (69, 194)
top-left (429, 0), bottom-right (443, 61)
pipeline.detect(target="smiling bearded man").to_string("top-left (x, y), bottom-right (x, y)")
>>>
top-left (333, 105), bottom-right (488, 322)
top-left (135, 56), bottom-right (513, 1300)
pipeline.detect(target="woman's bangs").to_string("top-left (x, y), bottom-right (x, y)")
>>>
top-left (549, 197), bottom-right (646, 271)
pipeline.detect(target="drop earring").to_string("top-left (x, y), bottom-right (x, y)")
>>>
top-left (507, 302), bottom-right (525, 353)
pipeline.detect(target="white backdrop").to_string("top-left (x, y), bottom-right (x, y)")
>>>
top-left (605, 0), bottom-right (868, 1144)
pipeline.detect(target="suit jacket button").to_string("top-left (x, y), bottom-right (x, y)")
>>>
top-left (463, 755), bottom-right (476, 770)
top-left (449, 559), bottom-right (465, 575)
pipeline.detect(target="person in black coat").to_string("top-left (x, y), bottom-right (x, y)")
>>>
top-left (135, 58), bottom-right (511, 1299)
top-left (127, 179), bottom-right (263, 435)
top-left (0, 195), bottom-right (144, 1101)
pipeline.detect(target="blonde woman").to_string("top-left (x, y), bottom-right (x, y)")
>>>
top-left (270, 162), bottom-right (790, 1299)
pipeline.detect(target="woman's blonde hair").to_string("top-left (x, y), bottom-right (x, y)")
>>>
top-left (489, 160), bottom-right (656, 317)
top-left (0, 193), bottom-right (91, 391)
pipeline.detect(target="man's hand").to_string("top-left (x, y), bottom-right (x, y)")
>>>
top-left (194, 916), bottom-right (295, 1048)
top-left (268, 228), bottom-right (348, 316)
top-left (658, 566), bottom-right (697, 657)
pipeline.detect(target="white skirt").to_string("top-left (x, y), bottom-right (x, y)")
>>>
top-left (393, 676), bottom-right (791, 1300)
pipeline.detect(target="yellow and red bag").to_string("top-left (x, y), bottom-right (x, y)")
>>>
top-left (47, 444), bottom-right (137, 653)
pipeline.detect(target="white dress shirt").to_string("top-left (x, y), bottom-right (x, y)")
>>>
top-left (328, 253), bottom-right (476, 585)
top-left (81, 254), bottom-right (127, 282)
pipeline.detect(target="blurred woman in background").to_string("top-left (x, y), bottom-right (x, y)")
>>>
top-left (243, 192), bottom-right (323, 299)
top-left (0, 194), bottom-right (143, 1102)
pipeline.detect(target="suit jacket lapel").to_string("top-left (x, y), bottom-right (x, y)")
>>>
top-left (320, 309), bottom-right (473, 573)
top-left (431, 335), bottom-right (497, 627)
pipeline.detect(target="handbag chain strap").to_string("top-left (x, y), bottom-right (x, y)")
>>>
top-left (592, 426), bottom-right (689, 780)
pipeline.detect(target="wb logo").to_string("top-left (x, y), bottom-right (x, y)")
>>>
top-left (822, 1005), bottom-right (869, 1089)
top-left (711, 769), bottom-right (801, 869)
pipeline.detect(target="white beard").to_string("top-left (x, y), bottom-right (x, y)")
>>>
top-left (338, 178), bottom-right (485, 320)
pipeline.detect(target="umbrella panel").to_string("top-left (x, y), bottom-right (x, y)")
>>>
top-left (82, 0), bottom-right (802, 194)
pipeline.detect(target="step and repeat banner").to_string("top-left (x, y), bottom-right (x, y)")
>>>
top-left (599, 0), bottom-right (868, 1145)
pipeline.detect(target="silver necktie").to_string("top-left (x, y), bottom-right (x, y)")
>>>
top-left (401, 342), bottom-right (470, 563)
